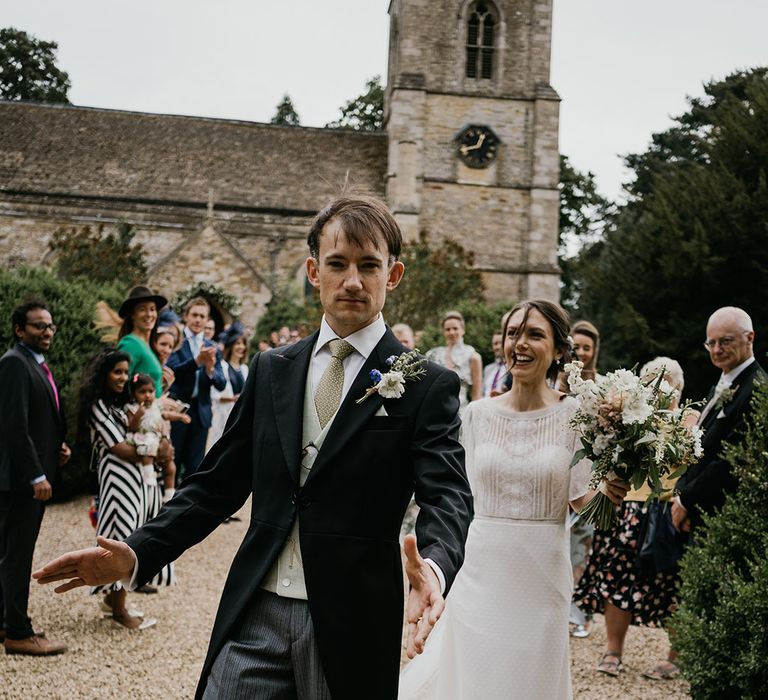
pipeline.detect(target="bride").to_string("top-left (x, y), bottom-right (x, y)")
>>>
top-left (399, 300), bottom-right (628, 699)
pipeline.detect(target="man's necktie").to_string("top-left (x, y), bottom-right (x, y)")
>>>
top-left (40, 361), bottom-right (60, 410)
top-left (314, 339), bottom-right (355, 428)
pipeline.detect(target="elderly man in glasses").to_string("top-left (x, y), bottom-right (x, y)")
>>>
top-left (0, 300), bottom-right (70, 655)
top-left (673, 306), bottom-right (765, 533)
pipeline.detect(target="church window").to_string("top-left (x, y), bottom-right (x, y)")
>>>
top-left (466, 2), bottom-right (496, 80)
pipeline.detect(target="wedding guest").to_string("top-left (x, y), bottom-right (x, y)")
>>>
top-left (673, 306), bottom-right (766, 532)
top-left (392, 322), bottom-right (416, 350)
top-left (256, 338), bottom-right (271, 353)
top-left (481, 331), bottom-right (505, 396)
top-left (77, 349), bottom-right (174, 629)
top-left (203, 319), bottom-right (216, 341)
top-left (558, 319), bottom-right (601, 638)
top-left (400, 300), bottom-right (628, 699)
top-left (116, 286), bottom-right (168, 398)
top-left (167, 297), bottom-right (226, 481)
top-left (426, 311), bottom-right (482, 410)
top-left (208, 322), bottom-right (250, 447)
top-left (157, 308), bottom-right (183, 352)
top-left (574, 357), bottom-right (694, 679)
top-left (0, 300), bottom-right (70, 656)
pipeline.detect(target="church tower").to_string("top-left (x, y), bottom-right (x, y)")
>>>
top-left (385, 0), bottom-right (560, 302)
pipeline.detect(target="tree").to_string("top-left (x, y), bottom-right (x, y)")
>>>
top-left (326, 75), bottom-right (384, 131)
top-left (0, 27), bottom-right (70, 103)
top-left (384, 231), bottom-right (485, 332)
top-left (270, 94), bottom-right (300, 126)
top-left (570, 68), bottom-right (768, 399)
top-left (673, 381), bottom-right (768, 698)
top-left (48, 222), bottom-right (147, 287)
top-left (558, 155), bottom-right (612, 312)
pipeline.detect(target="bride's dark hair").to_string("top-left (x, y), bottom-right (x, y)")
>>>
top-left (502, 300), bottom-right (573, 382)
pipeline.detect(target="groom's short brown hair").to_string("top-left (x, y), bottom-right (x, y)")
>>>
top-left (307, 195), bottom-right (403, 262)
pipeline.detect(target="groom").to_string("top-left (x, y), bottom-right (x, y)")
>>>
top-left (35, 195), bottom-right (473, 700)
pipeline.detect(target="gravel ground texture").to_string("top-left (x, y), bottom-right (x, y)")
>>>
top-left (6, 496), bottom-right (690, 699)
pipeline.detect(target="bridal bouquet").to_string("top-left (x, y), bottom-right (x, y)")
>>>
top-left (566, 361), bottom-right (703, 529)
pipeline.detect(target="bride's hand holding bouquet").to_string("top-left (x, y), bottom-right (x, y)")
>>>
top-left (566, 361), bottom-right (703, 529)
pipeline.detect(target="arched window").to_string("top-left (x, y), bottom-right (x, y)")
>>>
top-left (466, 2), bottom-right (496, 79)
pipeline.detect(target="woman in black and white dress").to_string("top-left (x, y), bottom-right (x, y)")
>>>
top-left (77, 349), bottom-right (174, 629)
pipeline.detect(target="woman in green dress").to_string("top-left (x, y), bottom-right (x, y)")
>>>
top-left (116, 286), bottom-right (169, 398)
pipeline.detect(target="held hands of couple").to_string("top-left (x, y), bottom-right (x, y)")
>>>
top-left (403, 534), bottom-right (444, 659)
top-left (33, 536), bottom-right (137, 593)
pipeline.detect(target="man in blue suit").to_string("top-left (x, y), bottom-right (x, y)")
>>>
top-left (167, 297), bottom-right (226, 482)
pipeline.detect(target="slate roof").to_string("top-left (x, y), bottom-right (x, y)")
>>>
top-left (0, 101), bottom-right (388, 214)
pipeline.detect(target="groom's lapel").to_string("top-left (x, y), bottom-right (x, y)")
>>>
top-left (270, 332), bottom-right (317, 484)
top-left (308, 330), bottom-right (403, 480)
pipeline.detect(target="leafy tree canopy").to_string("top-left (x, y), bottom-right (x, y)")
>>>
top-left (569, 68), bottom-right (768, 399)
top-left (48, 222), bottom-right (147, 287)
top-left (326, 75), bottom-right (383, 131)
top-left (558, 154), bottom-right (613, 312)
top-left (384, 231), bottom-right (485, 333)
top-left (0, 27), bottom-right (70, 103)
top-left (270, 94), bottom-right (300, 126)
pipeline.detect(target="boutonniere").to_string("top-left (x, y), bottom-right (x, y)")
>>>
top-left (712, 384), bottom-right (738, 411)
top-left (356, 349), bottom-right (427, 404)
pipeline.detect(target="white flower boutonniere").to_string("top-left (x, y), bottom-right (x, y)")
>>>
top-left (712, 384), bottom-right (738, 411)
top-left (356, 349), bottom-right (427, 404)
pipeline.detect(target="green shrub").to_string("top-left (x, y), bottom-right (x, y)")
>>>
top-left (0, 267), bottom-right (123, 499)
top-left (672, 378), bottom-right (768, 698)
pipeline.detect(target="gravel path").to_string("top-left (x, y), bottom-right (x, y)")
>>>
top-left (7, 497), bottom-right (690, 699)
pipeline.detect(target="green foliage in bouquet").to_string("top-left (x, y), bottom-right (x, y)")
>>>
top-left (0, 267), bottom-right (123, 499)
top-left (673, 380), bottom-right (768, 699)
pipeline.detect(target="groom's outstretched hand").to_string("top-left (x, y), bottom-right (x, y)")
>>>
top-left (33, 536), bottom-right (137, 593)
top-left (403, 534), bottom-right (444, 659)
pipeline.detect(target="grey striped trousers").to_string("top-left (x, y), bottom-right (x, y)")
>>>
top-left (202, 589), bottom-right (332, 700)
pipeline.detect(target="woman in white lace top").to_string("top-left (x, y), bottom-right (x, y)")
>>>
top-left (425, 311), bottom-right (482, 410)
top-left (400, 300), bottom-right (628, 700)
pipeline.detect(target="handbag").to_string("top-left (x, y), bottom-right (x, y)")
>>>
top-left (638, 501), bottom-right (687, 574)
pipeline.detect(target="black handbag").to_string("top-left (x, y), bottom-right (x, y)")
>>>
top-left (638, 501), bottom-right (687, 574)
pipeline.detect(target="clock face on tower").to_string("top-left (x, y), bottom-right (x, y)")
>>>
top-left (455, 124), bottom-right (499, 169)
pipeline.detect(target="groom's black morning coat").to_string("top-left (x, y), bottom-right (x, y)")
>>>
top-left (126, 329), bottom-right (473, 700)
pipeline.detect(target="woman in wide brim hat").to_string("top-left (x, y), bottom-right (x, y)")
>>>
top-left (116, 285), bottom-right (169, 398)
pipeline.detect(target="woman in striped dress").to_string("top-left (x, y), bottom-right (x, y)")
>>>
top-left (77, 349), bottom-right (174, 629)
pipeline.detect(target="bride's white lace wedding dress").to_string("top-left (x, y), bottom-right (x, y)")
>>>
top-left (399, 396), bottom-right (591, 700)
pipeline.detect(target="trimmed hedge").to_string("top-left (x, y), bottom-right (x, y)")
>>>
top-left (673, 378), bottom-right (768, 698)
top-left (0, 267), bottom-right (123, 499)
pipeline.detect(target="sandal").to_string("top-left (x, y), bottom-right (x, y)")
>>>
top-left (596, 652), bottom-right (622, 677)
top-left (642, 660), bottom-right (680, 680)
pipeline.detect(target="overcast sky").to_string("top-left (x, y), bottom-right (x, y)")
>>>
top-left (4, 1), bottom-right (767, 200)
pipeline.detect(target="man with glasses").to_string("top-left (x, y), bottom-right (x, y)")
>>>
top-left (0, 300), bottom-right (70, 655)
top-left (673, 306), bottom-right (765, 532)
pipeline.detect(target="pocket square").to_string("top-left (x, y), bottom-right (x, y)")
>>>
top-left (374, 405), bottom-right (389, 417)
top-left (716, 409), bottom-right (726, 419)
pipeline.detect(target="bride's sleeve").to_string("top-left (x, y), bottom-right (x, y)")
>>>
top-left (459, 405), bottom-right (476, 494)
top-left (568, 431), bottom-right (592, 502)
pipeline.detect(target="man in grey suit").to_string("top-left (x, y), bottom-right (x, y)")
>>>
top-left (35, 195), bottom-right (473, 699)
top-left (0, 300), bottom-right (70, 655)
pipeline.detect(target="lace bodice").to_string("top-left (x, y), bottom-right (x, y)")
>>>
top-left (461, 396), bottom-right (591, 521)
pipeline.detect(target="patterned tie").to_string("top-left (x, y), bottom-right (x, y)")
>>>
top-left (314, 339), bottom-right (355, 428)
top-left (40, 361), bottom-right (60, 410)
